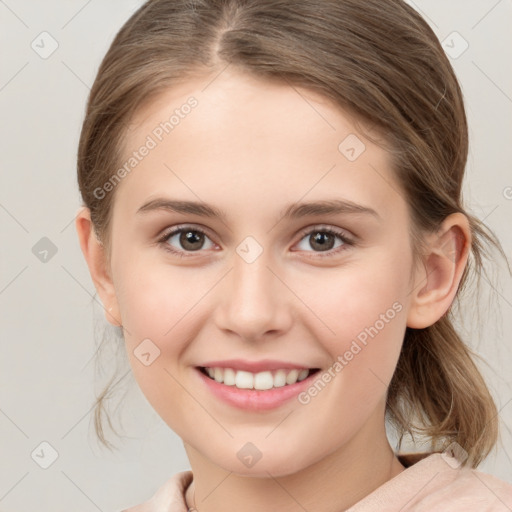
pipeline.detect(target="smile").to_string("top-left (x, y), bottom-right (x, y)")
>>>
top-left (195, 364), bottom-right (322, 411)
top-left (199, 366), bottom-right (320, 390)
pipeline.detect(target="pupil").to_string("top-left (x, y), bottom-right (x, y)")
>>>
top-left (311, 232), bottom-right (334, 251)
top-left (181, 230), bottom-right (203, 251)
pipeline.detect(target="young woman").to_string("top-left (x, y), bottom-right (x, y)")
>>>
top-left (75, 0), bottom-right (512, 510)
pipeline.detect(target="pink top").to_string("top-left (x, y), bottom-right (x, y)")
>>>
top-left (122, 453), bottom-right (512, 511)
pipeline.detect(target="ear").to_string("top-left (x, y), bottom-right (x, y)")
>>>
top-left (407, 213), bottom-right (471, 329)
top-left (75, 206), bottom-right (122, 326)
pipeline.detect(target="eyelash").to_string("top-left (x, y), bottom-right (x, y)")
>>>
top-left (156, 224), bottom-right (355, 259)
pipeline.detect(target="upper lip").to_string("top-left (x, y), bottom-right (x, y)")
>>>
top-left (198, 359), bottom-right (316, 373)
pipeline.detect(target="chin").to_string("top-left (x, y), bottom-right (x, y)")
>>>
top-left (209, 445), bottom-right (318, 479)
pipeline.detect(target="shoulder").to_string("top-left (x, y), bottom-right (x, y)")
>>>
top-left (349, 453), bottom-right (512, 512)
top-left (410, 456), bottom-right (512, 512)
top-left (121, 471), bottom-right (193, 512)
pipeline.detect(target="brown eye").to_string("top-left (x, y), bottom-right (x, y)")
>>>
top-left (159, 226), bottom-right (216, 255)
top-left (294, 227), bottom-right (354, 257)
top-left (309, 232), bottom-right (336, 251)
top-left (179, 230), bottom-right (205, 251)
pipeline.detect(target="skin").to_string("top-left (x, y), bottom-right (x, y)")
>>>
top-left (76, 68), bottom-right (471, 512)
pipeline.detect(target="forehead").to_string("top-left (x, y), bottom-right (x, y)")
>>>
top-left (116, 69), bottom-right (404, 223)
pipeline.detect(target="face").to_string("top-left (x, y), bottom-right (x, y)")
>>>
top-left (106, 68), bottom-right (416, 476)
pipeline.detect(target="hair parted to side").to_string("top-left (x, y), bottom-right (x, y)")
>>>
top-left (77, 0), bottom-right (509, 466)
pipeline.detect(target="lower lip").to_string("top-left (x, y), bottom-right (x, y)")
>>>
top-left (195, 368), bottom-right (319, 411)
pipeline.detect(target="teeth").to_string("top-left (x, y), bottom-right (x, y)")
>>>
top-left (235, 370), bottom-right (254, 389)
top-left (214, 367), bottom-right (223, 382)
top-left (273, 369), bottom-right (287, 387)
top-left (202, 367), bottom-right (313, 390)
top-left (286, 369), bottom-right (299, 385)
top-left (297, 369), bottom-right (309, 381)
top-left (223, 368), bottom-right (236, 386)
top-left (254, 371), bottom-right (273, 390)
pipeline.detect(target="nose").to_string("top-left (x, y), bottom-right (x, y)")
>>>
top-left (212, 246), bottom-right (293, 341)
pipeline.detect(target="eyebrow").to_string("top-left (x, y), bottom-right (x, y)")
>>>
top-left (136, 198), bottom-right (380, 221)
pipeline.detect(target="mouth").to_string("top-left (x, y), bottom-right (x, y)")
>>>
top-left (197, 366), bottom-right (321, 391)
top-left (194, 358), bottom-right (323, 411)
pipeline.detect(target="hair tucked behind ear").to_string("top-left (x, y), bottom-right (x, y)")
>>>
top-left (77, 0), bottom-right (509, 465)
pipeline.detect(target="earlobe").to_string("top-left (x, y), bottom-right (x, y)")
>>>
top-left (406, 213), bottom-right (470, 329)
top-left (75, 206), bottom-right (122, 327)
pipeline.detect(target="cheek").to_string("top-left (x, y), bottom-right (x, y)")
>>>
top-left (292, 270), bottom-right (407, 450)
top-left (111, 258), bottom-right (201, 391)
top-left (115, 257), bottom-right (212, 347)
top-left (114, 270), bottom-right (197, 432)
top-left (298, 251), bottom-right (410, 351)
top-left (293, 249), bottom-right (411, 411)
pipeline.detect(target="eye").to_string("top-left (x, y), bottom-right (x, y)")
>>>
top-left (293, 226), bottom-right (354, 257)
top-left (157, 225), bottom-right (217, 257)
top-left (157, 224), bottom-right (355, 259)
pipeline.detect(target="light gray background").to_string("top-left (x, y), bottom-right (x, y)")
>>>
top-left (1, 0), bottom-right (511, 510)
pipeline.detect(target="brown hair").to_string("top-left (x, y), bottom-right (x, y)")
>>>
top-left (77, 0), bottom-right (508, 466)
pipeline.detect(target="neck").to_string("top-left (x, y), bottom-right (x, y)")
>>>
top-left (184, 417), bottom-right (404, 512)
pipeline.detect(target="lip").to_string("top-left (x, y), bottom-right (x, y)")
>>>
top-left (195, 366), bottom-right (321, 411)
top-left (199, 359), bottom-right (313, 373)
